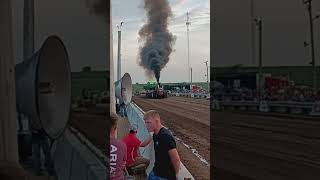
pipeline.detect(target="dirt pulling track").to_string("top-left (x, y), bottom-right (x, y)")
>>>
top-left (69, 107), bottom-right (108, 156)
top-left (132, 96), bottom-right (210, 179)
top-left (213, 111), bottom-right (320, 180)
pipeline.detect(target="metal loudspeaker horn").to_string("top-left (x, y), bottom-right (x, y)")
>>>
top-left (115, 73), bottom-right (132, 105)
top-left (15, 35), bottom-right (71, 139)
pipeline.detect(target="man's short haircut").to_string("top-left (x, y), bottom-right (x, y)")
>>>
top-left (129, 124), bottom-right (138, 134)
top-left (129, 130), bottom-right (136, 134)
top-left (110, 113), bottom-right (118, 131)
top-left (144, 110), bottom-right (160, 121)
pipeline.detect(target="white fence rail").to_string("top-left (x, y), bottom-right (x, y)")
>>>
top-left (168, 92), bottom-right (210, 99)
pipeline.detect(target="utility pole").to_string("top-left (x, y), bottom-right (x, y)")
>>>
top-left (254, 18), bottom-right (263, 102)
top-left (110, 8), bottom-right (116, 113)
top-left (20, 0), bottom-right (35, 163)
top-left (186, 12), bottom-right (191, 89)
top-left (23, 0), bottom-right (35, 60)
top-left (303, 0), bottom-right (317, 90)
top-left (117, 21), bottom-right (123, 81)
top-left (205, 61), bottom-right (209, 91)
top-left (250, 0), bottom-right (256, 65)
top-left (190, 67), bottom-right (193, 92)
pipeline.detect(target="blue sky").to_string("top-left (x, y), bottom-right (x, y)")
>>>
top-left (111, 0), bottom-right (210, 83)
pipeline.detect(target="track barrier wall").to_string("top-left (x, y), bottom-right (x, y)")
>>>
top-left (126, 102), bottom-right (195, 180)
top-left (51, 128), bottom-right (107, 180)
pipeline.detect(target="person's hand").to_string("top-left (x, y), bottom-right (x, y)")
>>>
top-left (176, 173), bottom-right (180, 180)
top-left (176, 172), bottom-right (193, 180)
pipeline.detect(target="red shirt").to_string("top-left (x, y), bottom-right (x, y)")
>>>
top-left (122, 133), bottom-right (141, 166)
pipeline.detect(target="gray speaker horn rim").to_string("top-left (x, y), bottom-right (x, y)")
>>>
top-left (37, 35), bottom-right (71, 139)
top-left (115, 73), bottom-right (132, 105)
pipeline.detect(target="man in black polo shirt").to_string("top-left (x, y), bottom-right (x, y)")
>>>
top-left (144, 110), bottom-right (181, 180)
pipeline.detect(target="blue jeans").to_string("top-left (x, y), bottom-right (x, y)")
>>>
top-left (119, 104), bottom-right (127, 117)
top-left (32, 134), bottom-right (55, 176)
top-left (148, 170), bottom-right (169, 180)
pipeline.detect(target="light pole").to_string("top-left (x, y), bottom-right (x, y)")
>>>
top-left (110, 7), bottom-right (116, 113)
top-left (20, 0), bottom-right (35, 163)
top-left (250, 0), bottom-right (256, 65)
top-left (303, 0), bottom-right (317, 90)
top-left (116, 21), bottom-right (123, 114)
top-left (186, 12), bottom-right (191, 89)
top-left (23, 0), bottom-right (34, 60)
top-left (254, 18), bottom-right (263, 102)
top-left (205, 61), bottom-right (209, 91)
top-left (116, 21), bottom-right (123, 81)
top-left (190, 67), bottom-right (193, 92)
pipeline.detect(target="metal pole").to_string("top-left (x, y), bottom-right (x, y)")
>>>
top-left (117, 30), bottom-right (121, 81)
top-left (306, 0), bottom-right (317, 90)
top-left (205, 61), bottom-right (209, 91)
top-left (110, 8), bottom-right (116, 113)
top-left (23, 0), bottom-right (34, 60)
top-left (250, 0), bottom-right (256, 65)
top-left (186, 12), bottom-right (191, 88)
top-left (259, 19), bottom-right (262, 101)
top-left (255, 18), bottom-right (263, 101)
top-left (190, 67), bottom-right (193, 92)
top-left (22, 0), bottom-right (34, 156)
top-left (117, 22), bottom-right (123, 81)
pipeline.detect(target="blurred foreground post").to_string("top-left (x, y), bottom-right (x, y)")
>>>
top-left (0, 0), bottom-right (27, 179)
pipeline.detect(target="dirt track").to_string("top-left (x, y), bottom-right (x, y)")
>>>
top-left (69, 107), bottom-right (108, 155)
top-left (133, 96), bottom-right (210, 179)
top-left (213, 111), bottom-right (320, 180)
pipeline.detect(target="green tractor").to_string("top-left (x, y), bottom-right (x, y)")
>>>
top-left (144, 81), bottom-right (167, 98)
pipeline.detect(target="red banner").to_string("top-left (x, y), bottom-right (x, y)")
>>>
top-left (265, 77), bottom-right (289, 90)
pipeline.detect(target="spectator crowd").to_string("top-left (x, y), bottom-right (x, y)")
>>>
top-left (213, 85), bottom-right (320, 102)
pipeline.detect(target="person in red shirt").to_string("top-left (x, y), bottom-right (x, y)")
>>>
top-left (122, 124), bottom-right (151, 171)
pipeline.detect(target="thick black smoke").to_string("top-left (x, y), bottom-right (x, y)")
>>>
top-left (85, 0), bottom-right (108, 22)
top-left (138, 0), bottom-right (176, 83)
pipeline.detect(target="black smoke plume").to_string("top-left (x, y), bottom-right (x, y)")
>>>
top-left (85, 0), bottom-right (108, 22)
top-left (138, 0), bottom-right (176, 83)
